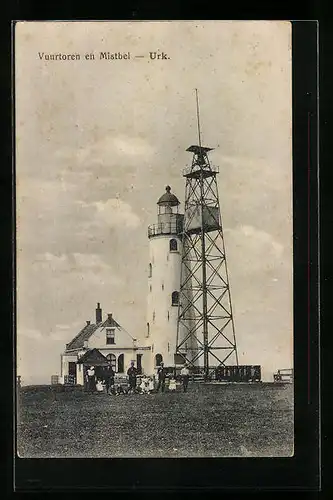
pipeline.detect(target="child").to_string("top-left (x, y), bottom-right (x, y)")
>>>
top-left (140, 375), bottom-right (150, 394)
top-left (116, 384), bottom-right (128, 395)
top-left (180, 364), bottom-right (190, 392)
top-left (116, 384), bottom-right (124, 395)
top-left (109, 384), bottom-right (116, 395)
top-left (96, 379), bottom-right (104, 393)
top-left (148, 376), bottom-right (155, 394)
top-left (168, 376), bottom-right (177, 392)
top-left (139, 376), bottom-right (147, 394)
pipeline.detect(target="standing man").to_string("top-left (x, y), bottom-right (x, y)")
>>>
top-left (127, 361), bottom-right (138, 393)
top-left (156, 362), bottom-right (167, 393)
top-left (104, 362), bottom-right (115, 395)
top-left (180, 364), bottom-right (190, 393)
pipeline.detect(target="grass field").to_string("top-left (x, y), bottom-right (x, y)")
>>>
top-left (17, 382), bottom-right (293, 458)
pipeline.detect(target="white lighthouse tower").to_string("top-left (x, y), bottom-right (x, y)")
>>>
top-left (145, 186), bottom-right (187, 375)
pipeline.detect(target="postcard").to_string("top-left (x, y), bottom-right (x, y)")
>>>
top-left (15, 20), bottom-right (293, 459)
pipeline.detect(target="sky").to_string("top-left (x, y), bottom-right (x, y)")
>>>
top-left (15, 21), bottom-right (293, 385)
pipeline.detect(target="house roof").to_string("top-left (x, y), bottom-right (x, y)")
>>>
top-left (66, 323), bottom-right (99, 351)
top-left (77, 348), bottom-right (109, 366)
top-left (65, 315), bottom-right (124, 351)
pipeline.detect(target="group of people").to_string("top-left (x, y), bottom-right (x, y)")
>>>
top-left (155, 362), bottom-right (190, 393)
top-left (85, 361), bottom-right (191, 394)
top-left (86, 363), bottom-right (119, 394)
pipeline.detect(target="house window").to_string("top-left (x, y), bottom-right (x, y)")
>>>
top-left (106, 328), bottom-right (115, 345)
top-left (136, 354), bottom-right (143, 374)
top-left (107, 353), bottom-right (116, 371)
top-left (171, 291), bottom-right (179, 306)
top-left (148, 263), bottom-right (152, 278)
top-left (170, 238), bottom-right (178, 252)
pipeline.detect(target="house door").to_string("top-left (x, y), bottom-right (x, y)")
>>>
top-left (68, 362), bottom-right (76, 383)
top-left (95, 366), bottom-right (105, 380)
top-left (155, 353), bottom-right (163, 367)
top-left (68, 362), bottom-right (76, 375)
top-left (117, 354), bottom-right (124, 373)
top-left (136, 354), bottom-right (142, 374)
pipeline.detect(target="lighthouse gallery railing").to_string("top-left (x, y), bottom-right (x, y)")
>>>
top-left (148, 221), bottom-right (183, 238)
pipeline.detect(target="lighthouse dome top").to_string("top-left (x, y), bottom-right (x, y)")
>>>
top-left (157, 186), bottom-right (180, 207)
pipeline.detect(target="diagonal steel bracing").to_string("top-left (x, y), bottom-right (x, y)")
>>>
top-left (176, 143), bottom-right (239, 378)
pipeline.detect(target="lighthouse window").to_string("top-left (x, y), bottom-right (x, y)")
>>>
top-left (162, 283), bottom-right (164, 291)
top-left (171, 291), bottom-right (179, 306)
top-left (106, 328), bottom-right (115, 344)
top-left (147, 322), bottom-right (150, 337)
top-left (148, 263), bottom-right (152, 278)
top-left (153, 311), bottom-right (155, 323)
top-left (169, 239), bottom-right (178, 252)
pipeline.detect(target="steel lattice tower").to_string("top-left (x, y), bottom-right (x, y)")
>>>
top-left (176, 90), bottom-right (239, 378)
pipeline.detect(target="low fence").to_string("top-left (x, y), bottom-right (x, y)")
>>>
top-left (64, 375), bottom-right (76, 385)
top-left (273, 369), bottom-right (293, 383)
top-left (214, 365), bottom-right (261, 383)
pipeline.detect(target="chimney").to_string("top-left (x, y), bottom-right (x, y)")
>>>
top-left (107, 313), bottom-right (113, 322)
top-left (86, 320), bottom-right (90, 326)
top-left (96, 302), bottom-right (102, 323)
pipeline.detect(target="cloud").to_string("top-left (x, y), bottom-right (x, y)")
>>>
top-left (18, 317), bottom-right (87, 353)
top-left (72, 252), bottom-right (113, 271)
top-left (17, 321), bottom-right (84, 385)
top-left (49, 329), bottom-right (78, 342)
top-left (18, 326), bottom-right (69, 343)
top-left (95, 198), bottom-right (141, 228)
top-left (18, 328), bottom-right (43, 340)
top-left (54, 323), bottom-right (75, 330)
top-left (112, 135), bottom-right (155, 157)
top-left (31, 252), bottom-right (119, 277)
top-left (214, 153), bottom-right (291, 191)
top-left (55, 134), bottom-right (155, 168)
top-left (33, 252), bottom-right (68, 271)
top-left (224, 224), bottom-right (284, 276)
top-left (78, 197), bottom-right (141, 229)
top-left (239, 225), bottom-right (284, 258)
